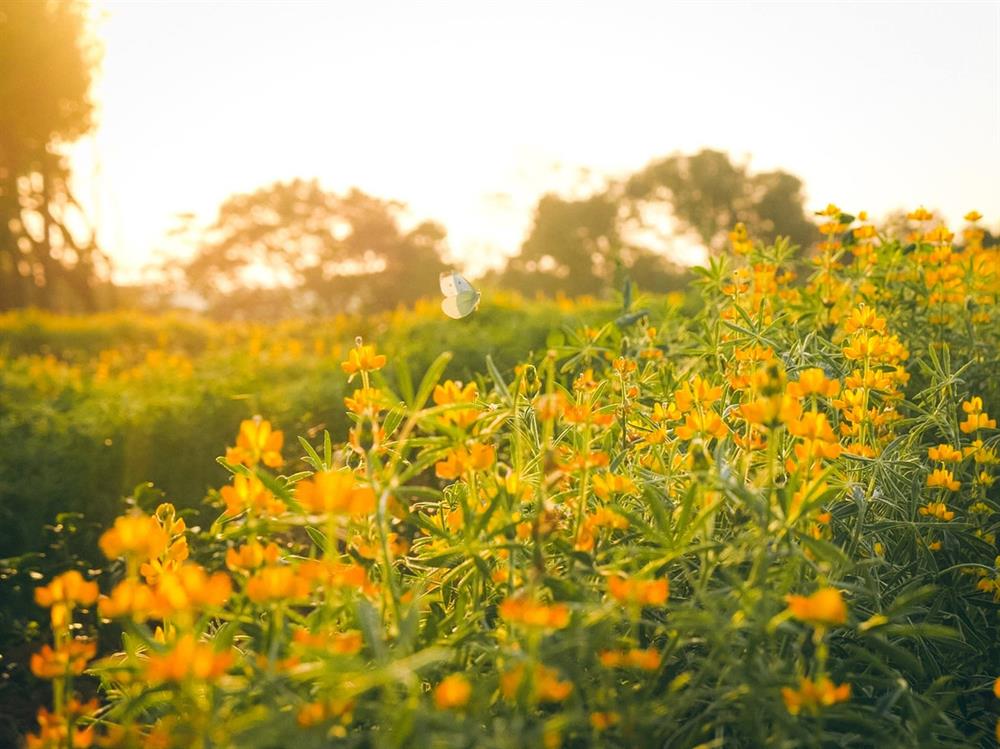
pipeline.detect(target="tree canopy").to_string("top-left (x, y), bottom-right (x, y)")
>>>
top-left (181, 179), bottom-right (448, 319)
top-left (0, 0), bottom-right (107, 311)
top-left (494, 149), bottom-right (816, 298)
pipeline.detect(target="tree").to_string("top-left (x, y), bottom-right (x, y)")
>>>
top-left (0, 0), bottom-right (108, 311)
top-left (625, 149), bottom-right (818, 254)
top-left (495, 150), bottom-right (814, 298)
top-left (181, 179), bottom-right (448, 318)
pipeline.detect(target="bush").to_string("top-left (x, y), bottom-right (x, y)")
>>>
top-left (11, 209), bottom-right (1000, 747)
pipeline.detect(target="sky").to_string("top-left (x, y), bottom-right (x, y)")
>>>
top-left (69, 1), bottom-right (1000, 282)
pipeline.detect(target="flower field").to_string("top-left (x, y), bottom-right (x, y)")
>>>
top-left (7, 208), bottom-right (1000, 747)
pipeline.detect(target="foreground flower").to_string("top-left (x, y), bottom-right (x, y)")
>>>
top-left (782, 676), bottom-right (851, 715)
top-left (30, 640), bottom-right (96, 679)
top-left (226, 417), bottom-right (284, 468)
top-left (341, 343), bottom-right (387, 375)
top-left (99, 513), bottom-right (169, 562)
top-left (607, 575), bottom-right (669, 606)
top-left (35, 571), bottom-right (99, 629)
top-left (784, 587), bottom-right (847, 627)
top-left (144, 634), bottom-right (234, 683)
top-left (434, 674), bottom-right (472, 709)
top-left (499, 596), bottom-right (570, 629)
top-left (295, 469), bottom-right (376, 516)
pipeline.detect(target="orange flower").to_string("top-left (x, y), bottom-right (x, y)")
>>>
top-left (926, 469), bottom-right (960, 492)
top-left (501, 663), bottom-right (572, 702)
top-left (225, 541), bottom-right (280, 573)
top-left (607, 575), bottom-right (669, 606)
top-left (782, 676), bottom-right (851, 715)
top-left (226, 417), bottom-right (284, 468)
top-left (144, 634), bottom-right (234, 683)
top-left (784, 587), bottom-right (847, 627)
top-left (221, 473), bottom-right (287, 518)
top-left (35, 571), bottom-right (99, 629)
top-left (245, 565), bottom-right (313, 603)
top-left (434, 674), bottom-right (472, 709)
top-left (674, 375), bottom-right (723, 413)
top-left (433, 380), bottom-right (479, 426)
top-left (344, 387), bottom-right (384, 416)
top-left (30, 640), bottom-right (96, 679)
top-left (918, 501), bottom-right (955, 521)
top-left (98, 579), bottom-right (156, 620)
top-left (340, 343), bottom-right (387, 375)
top-left (675, 410), bottom-right (728, 441)
top-left (295, 470), bottom-right (376, 516)
top-left (787, 368), bottom-right (840, 398)
top-left (592, 473), bottom-right (637, 500)
top-left (599, 648), bottom-right (660, 671)
top-left (927, 444), bottom-right (962, 463)
top-left (435, 443), bottom-right (496, 479)
top-left (499, 596), bottom-right (570, 630)
top-left (99, 513), bottom-right (169, 562)
top-left (151, 564), bottom-right (232, 618)
top-left (959, 398), bottom-right (996, 433)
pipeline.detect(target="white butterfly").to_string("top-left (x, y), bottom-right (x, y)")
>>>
top-left (439, 271), bottom-right (481, 319)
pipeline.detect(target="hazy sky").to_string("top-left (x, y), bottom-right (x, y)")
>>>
top-left (69, 1), bottom-right (1000, 281)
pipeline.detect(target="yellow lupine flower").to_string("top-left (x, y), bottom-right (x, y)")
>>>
top-left (782, 677), bottom-right (851, 715)
top-left (784, 587), bottom-right (847, 626)
top-left (434, 674), bottom-right (471, 710)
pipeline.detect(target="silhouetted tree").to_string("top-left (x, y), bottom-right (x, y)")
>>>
top-left (182, 179), bottom-right (448, 318)
top-left (0, 0), bottom-right (108, 311)
top-left (495, 150), bottom-right (814, 298)
top-left (625, 149), bottom-right (818, 253)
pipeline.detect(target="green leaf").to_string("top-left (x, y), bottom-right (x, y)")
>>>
top-left (413, 351), bottom-right (453, 410)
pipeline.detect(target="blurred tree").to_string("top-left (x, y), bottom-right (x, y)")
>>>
top-left (495, 149), bottom-right (813, 297)
top-left (182, 180), bottom-right (448, 318)
top-left (0, 0), bottom-right (109, 311)
top-left (625, 148), bottom-right (818, 253)
top-left (497, 193), bottom-right (619, 297)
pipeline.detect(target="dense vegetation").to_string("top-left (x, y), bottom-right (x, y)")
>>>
top-left (5, 208), bottom-right (1000, 747)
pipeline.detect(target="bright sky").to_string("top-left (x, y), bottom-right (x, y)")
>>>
top-left (69, 1), bottom-right (1000, 282)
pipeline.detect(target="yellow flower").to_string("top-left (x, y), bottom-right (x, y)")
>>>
top-left (99, 513), bottom-right (169, 562)
top-left (926, 469), bottom-right (960, 492)
top-left (787, 368), bottom-right (841, 398)
top-left (221, 473), bottom-right (287, 518)
top-left (433, 380), bottom-right (480, 426)
top-left (782, 677), bottom-right (851, 715)
top-left (340, 343), bottom-right (386, 375)
top-left (499, 596), bottom-right (570, 630)
top-left (344, 387), bottom-right (384, 416)
top-left (607, 575), bottom-right (669, 606)
top-left (592, 472), bottom-right (638, 500)
top-left (784, 587), bottom-right (847, 627)
top-left (676, 410), bottom-right (728, 441)
top-left (927, 444), bottom-right (962, 463)
top-left (674, 375), bottom-right (723, 412)
top-left (964, 210), bottom-right (983, 222)
top-left (434, 443), bottom-right (496, 480)
top-left (245, 564), bottom-right (313, 604)
top-left (906, 207), bottom-right (934, 222)
top-left (918, 501), bottom-right (955, 521)
top-left (226, 417), bottom-right (284, 468)
top-left (433, 674), bottom-right (471, 709)
top-left (501, 663), bottom-right (572, 702)
top-left (35, 571), bottom-right (99, 629)
top-left (959, 406), bottom-right (996, 433)
top-left (295, 470), bottom-right (376, 516)
top-left (843, 306), bottom-right (887, 335)
top-left (144, 634), bottom-right (234, 683)
top-left (30, 640), bottom-right (96, 679)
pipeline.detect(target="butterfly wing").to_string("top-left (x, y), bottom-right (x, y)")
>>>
top-left (440, 271), bottom-right (475, 297)
top-left (441, 290), bottom-right (481, 319)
